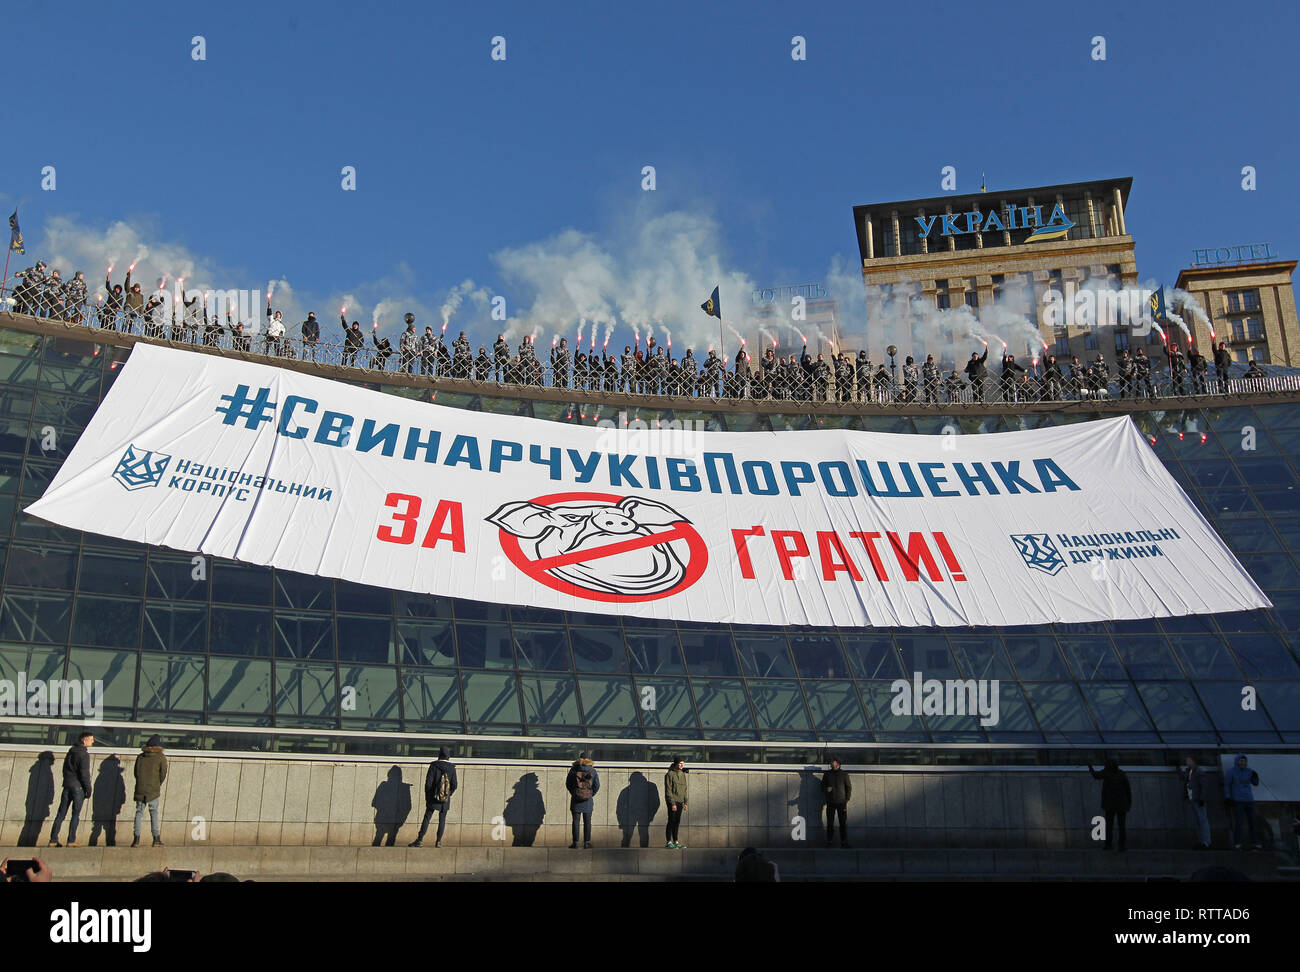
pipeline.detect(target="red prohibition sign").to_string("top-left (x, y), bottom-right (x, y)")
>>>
top-left (496, 491), bottom-right (709, 603)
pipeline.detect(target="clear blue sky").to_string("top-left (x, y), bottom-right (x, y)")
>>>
top-left (3, 0), bottom-right (1296, 349)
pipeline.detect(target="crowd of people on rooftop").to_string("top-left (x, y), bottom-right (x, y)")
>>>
top-left (2, 258), bottom-right (1279, 405)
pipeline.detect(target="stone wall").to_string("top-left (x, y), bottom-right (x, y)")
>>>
top-left (0, 748), bottom-right (1236, 849)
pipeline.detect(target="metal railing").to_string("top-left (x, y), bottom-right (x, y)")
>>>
top-left (4, 286), bottom-right (1296, 408)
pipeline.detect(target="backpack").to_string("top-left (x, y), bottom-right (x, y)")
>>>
top-left (573, 769), bottom-right (594, 802)
top-left (431, 764), bottom-right (453, 803)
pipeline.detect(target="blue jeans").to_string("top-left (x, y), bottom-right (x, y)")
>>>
top-left (1187, 801), bottom-right (1211, 847)
top-left (50, 786), bottom-right (86, 842)
top-left (134, 798), bottom-right (160, 839)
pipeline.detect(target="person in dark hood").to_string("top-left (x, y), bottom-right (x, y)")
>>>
top-left (1179, 755), bottom-right (1211, 849)
top-left (664, 757), bottom-right (689, 849)
top-left (964, 346), bottom-right (989, 401)
top-left (565, 753), bottom-right (600, 849)
top-left (371, 325), bottom-right (393, 370)
top-left (735, 846), bottom-right (779, 882)
top-left (410, 747), bottom-right (458, 848)
top-left (301, 311), bottom-right (321, 361)
top-left (1223, 753), bottom-right (1263, 849)
top-left (1213, 341), bottom-right (1231, 393)
top-left (1088, 758), bottom-right (1132, 852)
top-left (49, 731), bottom-right (94, 847)
top-left (131, 734), bottom-right (168, 848)
top-left (341, 314), bottom-right (364, 367)
top-left (822, 756), bottom-right (853, 848)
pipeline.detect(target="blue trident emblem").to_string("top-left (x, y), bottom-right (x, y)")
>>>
top-left (112, 444), bottom-right (170, 491)
top-left (1011, 534), bottom-right (1066, 576)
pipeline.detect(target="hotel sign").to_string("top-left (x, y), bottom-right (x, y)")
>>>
top-left (1191, 243), bottom-right (1276, 267)
top-left (916, 203), bottom-right (1075, 244)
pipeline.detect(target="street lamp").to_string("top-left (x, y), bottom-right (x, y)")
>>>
top-left (887, 344), bottom-right (897, 383)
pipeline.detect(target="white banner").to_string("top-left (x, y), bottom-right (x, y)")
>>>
top-left (27, 345), bottom-right (1270, 627)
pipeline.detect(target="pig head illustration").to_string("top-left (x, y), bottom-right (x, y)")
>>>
top-left (487, 496), bottom-right (692, 595)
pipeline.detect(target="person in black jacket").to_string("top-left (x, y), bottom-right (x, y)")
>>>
top-left (822, 757), bottom-right (853, 848)
top-left (565, 753), bottom-right (600, 849)
top-left (964, 346), bottom-right (989, 402)
top-left (1179, 755), bottom-right (1211, 849)
top-left (301, 312), bottom-right (320, 361)
top-left (371, 326), bottom-right (393, 370)
top-left (1213, 342), bottom-right (1231, 393)
top-left (410, 747), bottom-right (458, 848)
top-left (341, 315), bottom-right (364, 367)
top-left (1089, 758), bottom-right (1132, 851)
top-left (49, 731), bottom-right (94, 847)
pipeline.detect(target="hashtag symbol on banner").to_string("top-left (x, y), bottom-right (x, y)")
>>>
top-left (215, 385), bottom-right (277, 429)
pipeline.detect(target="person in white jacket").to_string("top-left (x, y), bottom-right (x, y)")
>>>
top-left (265, 308), bottom-right (286, 356)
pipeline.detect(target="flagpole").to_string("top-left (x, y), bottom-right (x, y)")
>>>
top-left (1, 248), bottom-right (11, 303)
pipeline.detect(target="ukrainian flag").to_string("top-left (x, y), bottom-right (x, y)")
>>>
top-left (700, 285), bottom-right (721, 320)
top-left (8, 210), bottom-right (22, 255)
top-left (1148, 286), bottom-right (1166, 324)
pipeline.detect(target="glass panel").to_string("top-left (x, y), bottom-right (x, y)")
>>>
top-left (1231, 633), bottom-right (1300, 677)
top-left (454, 621), bottom-right (514, 669)
top-left (394, 591), bottom-right (453, 619)
top-left (0, 590), bottom-right (72, 643)
top-left (896, 635), bottom-right (959, 677)
top-left (633, 676), bottom-right (697, 728)
top-left (397, 618), bottom-right (457, 667)
top-left (1260, 682), bottom-right (1300, 731)
top-left (691, 677), bottom-right (754, 731)
top-left (275, 613), bottom-right (335, 660)
top-left (137, 652), bottom-right (205, 712)
top-left (747, 679), bottom-right (811, 731)
top-left (801, 680), bottom-right (868, 731)
top-left (70, 595), bottom-right (141, 648)
top-left (335, 581), bottom-right (392, 615)
top-left (208, 657), bottom-right (272, 714)
top-left (146, 556), bottom-right (209, 601)
top-left (858, 680), bottom-right (928, 738)
top-left (788, 632), bottom-right (850, 678)
top-left (0, 642), bottom-right (66, 684)
top-left (1239, 553), bottom-right (1300, 590)
top-left (841, 634), bottom-right (904, 679)
top-left (274, 572), bottom-right (333, 611)
top-left (338, 664), bottom-right (399, 720)
top-left (982, 682), bottom-right (1044, 740)
top-left (577, 676), bottom-right (637, 727)
top-left (679, 629), bottom-right (738, 675)
top-left (211, 561), bottom-right (272, 605)
top-left (336, 615), bottom-right (393, 663)
top-left (66, 647), bottom-right (137, 712)
top-left (4, 542), bottom-right (77, 589)
top-left (77, 548), bottom-right (145, 596)
top-left (1114, 637), bottom-right (1183, 678)
top-left (1005, 635), bottom-right (1070, 679)
top-left (460, 671), bottom-right (522, 724)
top-left (569, 626), bottom-right (629, 673)
top-left (142, 602), bottom-right (207, 654)
top-left (400, 669), bottom-right (462, 726)
top-left (948, 637), bottom-right (1015, 679)
top-left (1021, 682), bottom-right (1097, 736)
top-left (734, 632), bottom-right (796, 677)
top-left (1135, 681), bottom-right (1213, 734)
top-left (275, 661), bottom-right (338, 718)
top-left (1193, 682), bottom-right (1277, 735)
top-left (209, 606), bottom-right (271, 656)
top-left (1080, 682), bottom-right (1156, 738)
top-left (519, 675), bottom-right (581, 726)
top-left (1057, 636), bottom-right (1125, 679)
top-left (1169, 634), bottom-right (1242, 677)
top-left (625, 628), bottom-right (684, 675)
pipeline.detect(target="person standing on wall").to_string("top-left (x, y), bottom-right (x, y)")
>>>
top-left (1179, 755), bottom-right (1211, 850)
top-left (1223, 753), bottom-right (1263, 850)
top-left (664, 757), bottom-right (689, 849)
top-left (1088, 758), bottom-right (1131, 852)
top-left (131, 735), bottom-right (168, 848)
top-left (48, 731), bottom-right (94, 847)
top-left (411, 747), bottom-right (458, 848)
top-left (822, 756), bottom-right (852, 848)
top-left (566, 753), bottom-right (600, 849)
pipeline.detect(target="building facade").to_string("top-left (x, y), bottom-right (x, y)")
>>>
top-left (0, 311), bottom-right (1297, 774)
top-left (1175, 254), bottom-right (1300, 367)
